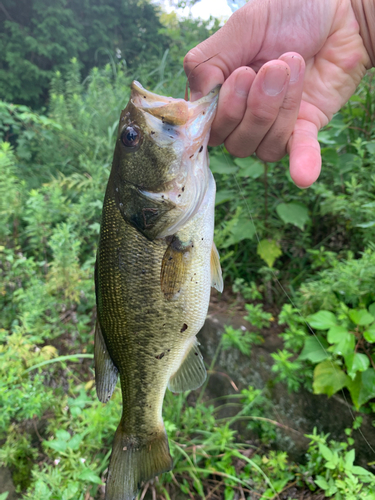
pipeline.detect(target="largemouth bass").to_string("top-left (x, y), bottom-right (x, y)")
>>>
top-left (95, 81), bottom-right (222, 500)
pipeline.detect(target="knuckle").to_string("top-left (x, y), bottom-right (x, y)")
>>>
top-left (250, 104), bottom-right (278, 127)
top-left (225, 139), bottom-right (254, 158)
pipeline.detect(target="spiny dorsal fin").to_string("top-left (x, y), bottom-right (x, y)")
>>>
top-left (94, 320), bottom-right (118, 403)
top-left (168, 338), bottom-right (206, 393)
top-left (160, 236), bottom-right (192, 301)
top-left (211, 242), bottom-right (223, 292)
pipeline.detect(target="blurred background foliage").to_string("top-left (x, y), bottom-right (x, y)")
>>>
top-left (1, 1), bottom-right (375, 499)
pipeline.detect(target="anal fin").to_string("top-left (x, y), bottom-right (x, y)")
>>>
top-left (94, 320), bottom-right (118, 403)
top-left (168, 338), bottom-right (206, 393)
top-left (211, 242), bottom-right (223, 292)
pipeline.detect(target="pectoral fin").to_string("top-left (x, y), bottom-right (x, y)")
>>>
top-left (94, 320), bottom-right (118, 403)
top-left (168, 338), bottom-right (206, 393)
top-left (160, 236), bottom-right (192, 301)
top-left (211, 242), bottom-right (223, 292)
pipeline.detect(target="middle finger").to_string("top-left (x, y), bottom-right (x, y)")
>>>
top-left (224, 60), bottom-right (290, 157)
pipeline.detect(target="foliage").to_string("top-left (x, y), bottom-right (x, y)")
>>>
top-left (1, 15), bottom-right (375, 498)
top-left (0, 0), bottom-right (169, 106)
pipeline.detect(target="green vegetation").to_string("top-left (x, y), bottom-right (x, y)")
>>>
top-left (1, 2), bottom-right (375, 498)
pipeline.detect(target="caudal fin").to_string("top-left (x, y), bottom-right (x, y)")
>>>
top-left (105, 424), bottom-right (173, 500)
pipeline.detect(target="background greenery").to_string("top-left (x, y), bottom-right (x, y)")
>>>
top-left (1, 1), bottom-right (375, 499)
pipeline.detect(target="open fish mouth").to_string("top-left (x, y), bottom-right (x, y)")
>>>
top-left (130, 81), bottom-right (220, 236)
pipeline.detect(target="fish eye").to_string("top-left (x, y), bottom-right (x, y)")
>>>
top-left (121, 125), bottom-right (141, 149)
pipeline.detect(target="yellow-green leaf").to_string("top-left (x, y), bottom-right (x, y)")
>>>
top-left (257, 239), bottom-right (282, 268)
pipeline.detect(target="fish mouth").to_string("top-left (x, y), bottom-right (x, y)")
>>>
top-left (131, 80), bottom-right (220, 127)
top-left (130, 81), bottom-right (220, 237)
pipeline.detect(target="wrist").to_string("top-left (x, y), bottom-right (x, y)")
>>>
top-left (351, 0), bottom-right (375, 68)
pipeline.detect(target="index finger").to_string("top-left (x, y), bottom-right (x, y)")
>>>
top-left (183, 10), bottom-right (264, 100)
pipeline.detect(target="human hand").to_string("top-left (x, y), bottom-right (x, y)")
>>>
top-left (184, 0), bottom-right (372, 187)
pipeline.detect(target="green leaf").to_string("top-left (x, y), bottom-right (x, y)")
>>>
top-left (314, 476), bottom-right (329, 490)
top-left (347, 369), bottom-right (375, 409)
top-left (328, 332), bottom-right (355, 356)
top-left (276, 202), bottom-right (310, 230)
top-left (257, 239), bottom-right (282, 268)
top-left (366, 142), bottom-right (375, 155)
top-left (352, 465), bottom-right (373, 476)
top-left (78, 469), bottom-right (103, 484)
top-left (313, 361), bottom-right (349, 397)
top-left (349, 309), bottom-right (374, 326)
top-left (0, 493), bottom-right (9, 500)
top-left (215, 190), bottom-right (236, 206)
top-left (222, 219), bottom-right (255, 248)
top-left (344, 449), bottom-right (355, 470)
top-left (298, 336), bottom-right (329, 363)
top-left (210, 155), bottom-right (236, 175)
top-left (364, 326), bottom-right (375, 343)
top-left (318, 443), bottom-right (333, 461)
top-left (44, 439), bottom-right (68, 453)
top-left (55, 430), bottom-right (71, 442)
top-left (369, 303), bottom-right (375, 317)
top-left (327, 325), bottom-right (350, 344)
top-left (68, 433), bottom-right (83, 450)
top-left (234, 157), bottom-right (264, 178)
top-left (307, 311), bottom-right (337, 330)
top-left (345, 353), bottom-right (370, 379)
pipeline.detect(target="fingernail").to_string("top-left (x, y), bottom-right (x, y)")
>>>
top-left (286, 56), bottom-right (301, 83)
top-left (262, 65), bottom-right (288, 96)
top-left (235, 70), bottom-right (251, 97)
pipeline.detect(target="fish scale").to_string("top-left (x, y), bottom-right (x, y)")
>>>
top-left (95, 81), bottom-right (222, 500)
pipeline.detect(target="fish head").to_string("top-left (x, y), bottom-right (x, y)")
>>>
top-left (112, 81), bottom-right (219, 239)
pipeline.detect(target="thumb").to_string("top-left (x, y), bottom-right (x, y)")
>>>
top-left (184, 5), bottom-right (266, 100)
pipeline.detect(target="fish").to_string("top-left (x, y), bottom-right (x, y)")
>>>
top-left (94, 80), bottom-right (223, 500)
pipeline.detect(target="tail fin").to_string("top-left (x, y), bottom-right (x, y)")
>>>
top-left (105, 424), bottom-right (173, 500)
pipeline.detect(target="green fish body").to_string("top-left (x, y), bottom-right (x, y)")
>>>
top-left (95, 82), bottom-right (222, 500)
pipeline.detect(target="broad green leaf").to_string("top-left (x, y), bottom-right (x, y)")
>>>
top-left (366, 142), bottom-right (375, 155)
top-left (215, 190), bottom-right (236, 206)
top-left (0, 493), bottom-right (9, 500)
top-left (313, 361), bottom-right (349, 397)
top-left (318, 443), bottom-right (333, 462)
top-left (44, 439), bottom-right (68, 452)
top-left (327, 325), bottom-right (349, 344)
top-left (78, 469), bottom-right (103, 484)
top-left (352, 465), bottom-right (374, 475)
top-left (369, 303), bottom-right (375, 317)
top-left (349, 309), bottom-right (374, 326)
top-left (222, 219), bottom-right (255, 248)
top-left (276, 202), bottom-right (310, 230)
top-left (338, 153), bottom-right (362, 173)
top-left (347, 369), bottom-right (375, 409)
top-left (364, 326), bottom-right (375, 343)
top-left (345, 353), bottom-right (370, 379)
top-left (298, 336), bottom-right (329, 363)
top-left (328, 332), bottom-right (355, 356)
top-left (234, 157), bottom-right (264, 178)
top-left (307, 311), bottom-right (337, 330)
top-left (314, 476), bottom-right (329, 490)
top-left (257, 239), bottom-right (282, 268)
top-left (68, 433), bottom-right (83, 450)
top-left (344, 449), bottom-right (355, 470)
top-left (55, 430), bottom-right (71, 442)
top-left (210, 155), bottom-right (236, 175)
